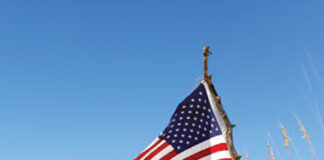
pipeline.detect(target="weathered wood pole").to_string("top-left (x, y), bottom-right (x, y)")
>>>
top-left (203, 46), bottom-right (210, 81)
top-left (202, 46), bottom-right (241, 160)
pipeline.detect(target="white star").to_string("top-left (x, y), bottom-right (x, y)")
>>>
top-left (191, 98), bottom-right (195, 102)
top-left (188, 135), bottom-right (192, 138)
top-left (195, 111), bottom-right (199, 115)
top-left (203, 106), bottom-right (206, 110)
top-left (192, 123), bottom-right (196, 127)
top-left (186, 141), bottom-right (190, 144)
top-left (181, 111), bottom-right (185, 114)
top-left (183, 128), bottom-right (187, 131)
top-left (196, 131), bottom-right (200, 134)
top-left (193, 117), bottom-right (197, 121)
top-left (177, 146), bottom-right (181, 149)
top-left (186, 117), bottom-right (190, 120)
top-left (177, 123), bottom-right (181, 126)
top-left (179, 140), bottom-right (183, 143)
top-left (198, 98), bottom-right (202, 102)
top-left (172, 140), bottom-right (176, 143)
top-left (181, 134), bottom-right (185, 137)
top-left (199, 92), bottom-right (203, 95)
top-left (179, 117), bottom-right (183, 120)
top-left (167, 135), bottom-right (170, 139)
top-left (194, 137), bottom-right (198, 140)
top-left (197, 105), bottom-right (201, 108)
top-left (185, 122), bottom-right (189, 126)
top-left (169, 130), bottom-right (173, 133)
top-left (190, 129), bottom-right (194, 133)
top-left (174, 134), bottom-right (178, 137)
top-left (190, 104), bottom-right (194, 108)
top-left (188, 110), bottom-right (192, 114)
top-left (204, 99), bottom-right (207, 103)
top-left (176, 128), bottom-right (179, 132)
top-left (182, 105), bottom-right (186, 109)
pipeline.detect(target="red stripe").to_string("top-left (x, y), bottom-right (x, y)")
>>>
top-left (160, 150), bottom-right (178, 160)
top-left (183, 143), bottom-right (229, 160)
top-left (135, 139), bottom-right (162, 160)
top-left (144, 142), bottom-right (169, 160)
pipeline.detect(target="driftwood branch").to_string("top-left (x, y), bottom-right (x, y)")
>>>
top-left (203, 46), bottom-right (241, 160)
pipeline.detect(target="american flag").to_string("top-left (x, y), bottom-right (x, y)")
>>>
top-left (135, 81), bottom-right (232, 160)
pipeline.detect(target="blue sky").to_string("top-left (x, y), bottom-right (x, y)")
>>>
top-left (0, 0), bottom-right (324, 159)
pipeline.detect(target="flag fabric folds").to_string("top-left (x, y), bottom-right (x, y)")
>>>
top-left (135, 80), bottom-right (232, 160)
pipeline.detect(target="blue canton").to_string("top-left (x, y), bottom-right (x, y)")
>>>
top-left (159, 84), bottom-right (222, 153)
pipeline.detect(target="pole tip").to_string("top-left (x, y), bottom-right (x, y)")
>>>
top-left (203, 46), bottom-right (210, 56)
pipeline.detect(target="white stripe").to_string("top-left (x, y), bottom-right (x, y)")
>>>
top-left (171, 135), bottom-right (226, 160)
top-left (202, 80), bottom-right (227, 136)
top-left (151, 145), bottom-right (174, 160)
top-left (140, 139), bottom-right (165, 160)
top-left (198, 150), bottom-right (231, 160)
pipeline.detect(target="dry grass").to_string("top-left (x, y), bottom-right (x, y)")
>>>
top-left (245, 151), bottom-right (250, 160)
top-left (295, 115), bottom-right (318, 160)
top-left (267, 140), bottom-right (275, 160)
top-left (279, 123), bottom-right (290, 150)
top-left (298, 119), bottom-right (311, 143)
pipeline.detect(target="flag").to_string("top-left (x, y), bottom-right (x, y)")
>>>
top-left (135, 80), bottom-right (232, 160)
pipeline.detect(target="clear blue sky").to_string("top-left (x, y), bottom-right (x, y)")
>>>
top-left (0, 0), bottom-right (324, 159)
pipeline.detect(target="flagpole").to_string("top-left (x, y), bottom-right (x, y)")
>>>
top-left (203, 46), bottom-right (210, 81)
top-left (202, 46), bottom-right (241, 160)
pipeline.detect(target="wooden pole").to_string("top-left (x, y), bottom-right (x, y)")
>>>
top-left (203, 46), bottom-right (210, 81)
top-left (202, 46), bottom-right (241, 160)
